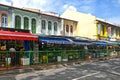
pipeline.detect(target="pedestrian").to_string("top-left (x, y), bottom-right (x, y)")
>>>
top-left (9, 47), bottom-right (16, 66)
top-left (92, 50), bottom-right (96, 58)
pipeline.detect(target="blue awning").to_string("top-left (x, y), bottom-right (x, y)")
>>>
top-left (73, 42), bottom-right (93, 45)
top-left (39, 37), bottom-right (71, 44)
top-left (95, 42), bottom-right (111, 46)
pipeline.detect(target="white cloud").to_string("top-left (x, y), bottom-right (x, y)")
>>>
top-left (10, 0), bottom-right (55, 10)
top-left (63, 4), bottom-right (77, 12)
top-left (0, 0), bottom-right (95, 14)
top-left (11, 0), bottom-right (42, 7)
top-left (68, 6), bottom-right (77, 11)
top-left (0, 0), bottom-right (62, 13)
top-left (0, 0), bottom-right (11, 5)
top-left (63, 4), bottom-right (68, 9)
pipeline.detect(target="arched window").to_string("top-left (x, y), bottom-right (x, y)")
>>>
top-left (48, 21), bottom-right (52, 30)
top-left (2, 13), bottom-right (8, 27)
top-left (15, 15), bottom-right (21, 29)
top-left (31, 19), bottom-right (36, 33)
top-left (24, 17), bottom-right (29, 30)
top-left (70, 25), bottom-right (73, 33)
top-left (54, 22), bottom-right (57, 31)
top-left (66, 25), bottom-right (69, 32)
top-left (41, 20), bottom-right (46, 29)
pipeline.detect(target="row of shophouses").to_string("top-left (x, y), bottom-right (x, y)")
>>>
top-left (0, 3), bottom-right (120, 41)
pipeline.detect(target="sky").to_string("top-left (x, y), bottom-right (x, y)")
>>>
top-left (0, 0), bottom-right (120, 24)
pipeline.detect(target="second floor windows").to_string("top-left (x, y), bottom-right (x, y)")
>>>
top-left (41, 20), bottom-right (58, 34)
top-left (66, 25), bottom-right (69, 33)
top-left (24, 17), bottom-right (29, 30)
top-left (54, 22), bottom-right (57, 31)
top-left (42, 20), bottom-right (46, 29)
top-left (31, 19), bottom-right (36, 33)
top-left (15, 15), bottom-right (21, 29)
top-left (2, 13), bottom-right (8, 27)
top-left (65, 24), bottom-right (74, 36)
top-left (70, 26), bottom-right (73, 33)
top-left (48, 21), bottom-right (52, 30)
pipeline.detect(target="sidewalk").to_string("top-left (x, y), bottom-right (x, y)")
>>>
top-left (0, 59), bottom-right (99, 75)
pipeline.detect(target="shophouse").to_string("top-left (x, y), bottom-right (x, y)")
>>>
top-left (0, 4), bottom-right (40, 67)
top-left (40, 11), bottom-right (62, 35)
top-left (0, 3), bottom-right (40, 34)
top-left (12, 7), bottom-right (40, 34)
top-left (96, 18), bottom-right (120, 41)
top-left (61, 10), bottom-right (120, 40)
top-left (0, 3), bottom-right (64, 36)
top-left (61, 18), bottom-right (77, 36)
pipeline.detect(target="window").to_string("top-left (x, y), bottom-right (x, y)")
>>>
top-left (2, 13), bottom-right (8, 27)
top-left (41, 20), bottom-right (46, 29)
top-left (48, 21), bottom-right (52, 30)
top-left (54, 22), bottom-right (57, 31)
top-left (31, 19), bottom-right (36, 33)
top-left (111, 27), bottom-right (114, 37)
top-left (102, 25), bottom-right (104, 35)
top-left (70, 25), bottom-right (73, 33)
top-left (66, 25), bottom-right (69, 32)
top-left (15, 15), bottom-right (21, 29)
top-left (98, 23), bottom-right (101, 34)
top-left (24, 17), bottom-right (29, 30)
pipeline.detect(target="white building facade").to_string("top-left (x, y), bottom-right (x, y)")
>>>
top-left (40, 12), bottom-right (62, 35)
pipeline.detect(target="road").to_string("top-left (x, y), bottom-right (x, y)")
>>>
top-left (1, 58), bottom-right (120, 80)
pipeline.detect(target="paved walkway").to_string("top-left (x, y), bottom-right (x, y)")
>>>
top-left (0, 57), bottom-right (116, 75)
top-left (0, 60), bottom-right (95, 75)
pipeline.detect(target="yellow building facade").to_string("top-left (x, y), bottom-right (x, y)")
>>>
top-left (96, 18), bottom-right (120, 41)
top-left (61, 10), bottom-right (120, 40)
top-left (62, 18), bottom-right (77, 36)
top-left (96, 19), bottom-right (108, 40)
top-left (61, 10), bottom-right (97, 39)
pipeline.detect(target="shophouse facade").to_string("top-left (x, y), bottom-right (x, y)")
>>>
top-left (0, 3), bottom-right (40, 34)
top-left (40, 11), bottom-right (62, 35)
top-left (96, 18), bottom-right (120, 41)
top-left (61, 10), bottom-right (120, 40)
top-left (0, 3), bottom-right (63, 36)
top-left (12, 7), bottom-right (40, 34)
top-left (61, 18), bottom-right (77, 36)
